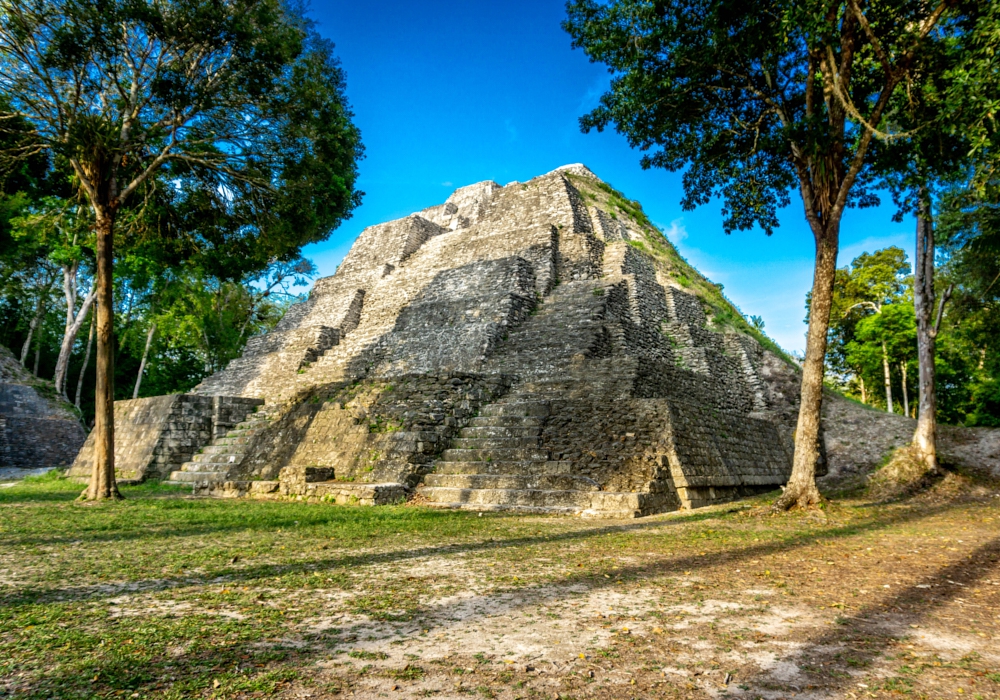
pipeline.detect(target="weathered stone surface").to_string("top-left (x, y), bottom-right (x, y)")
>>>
top-left (0, 344), bottom-right (85, 469)
top-left (155, 164), bottom-right (796, 515)
top-left (69, 163), bottom-right (1000, 499)
top-left (68, 395), bottom-right (262, 481)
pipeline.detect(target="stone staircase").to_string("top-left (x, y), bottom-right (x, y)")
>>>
top-left (416, 279), bottom-right (646, 517)
top-left (417, 399), bottom-right (645, 517)
top-left (167, 405), bottom-right (279, 485)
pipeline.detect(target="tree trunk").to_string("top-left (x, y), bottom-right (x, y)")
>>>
top-left (20, 289), bottom-right (47, 367)
top-left (132, 322), bottom-right (156, 400)
top-left (32, 329), bottom-right (42, 376)
top-left (54, 271), bottom-right (97, 398)
top-left (75, 312), bottom-right (95, 409)
top-left (912, 201), bottom-right (939, 472)
top-left (860, 376), bottom-right (867, 404)
top-left (882, 341), bottom-right (894, 413)
top-left (900, 362), bottom-right (909, 418)
top-left (774, 226), bottom-right (838, 510)
top-left (84, 208), bottom-right (121, 501)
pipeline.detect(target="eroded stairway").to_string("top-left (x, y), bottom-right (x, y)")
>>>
top-left (166, 405), bottom-right (278, 484)
top-left (417, 279), bottom-right (649, 517)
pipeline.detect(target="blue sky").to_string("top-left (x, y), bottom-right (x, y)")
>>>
top-left (302, 0), bottom-right (917, 354)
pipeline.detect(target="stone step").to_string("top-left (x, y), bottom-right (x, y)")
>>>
top-left (225, 428), bottom-right (264, 438)
top-left (450, 437), bottom-right (541, 450)
top-left (468, 416), bottom-right (545, 428)
top-left (432, 460), bottom-right (571, 476)
top-left (458, 426), bottom-right (542, 439)
top-left (418, 502), bottom-right (582, 516)
top-left (480, 403), bottom-right (550, 418)
top-left (417, 486), bottom-right (595, 509)
top-left (199, 444), bottom-right (242, 455)
top-left (214, 435), bottom-right (253, 447)
top-left (424, 473), bottom-right (599, 491)
top-left (168, 469), bottom-right (224, 483)
top-left (178, 460), bottom-right (230, 472)
top-left (190, 452), bottom-right (245, 465)
top-left (439, 448), bottom-right (550, 462)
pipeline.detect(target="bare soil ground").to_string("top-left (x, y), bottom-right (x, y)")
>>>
top-left (1, 473), bottom-right (999, 700)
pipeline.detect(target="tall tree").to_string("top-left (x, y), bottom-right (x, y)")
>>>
top-left (936, 179), bottom-right (1000, 427)
top-left (11, 196), bottom-right (96, 397)
top-left (831, 247), bottom-right (911, 413)
top-left (564, 0), bottom-right (986, 508)
top-left (0, 0), bottom-right (362, 499)
top-left (872, 2), bottom-right (1000, 471)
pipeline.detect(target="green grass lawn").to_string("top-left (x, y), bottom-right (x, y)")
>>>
top-left (2, 472), bottom-right (998, 700)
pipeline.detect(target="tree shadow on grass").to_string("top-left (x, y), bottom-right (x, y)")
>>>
top-left (730, 535), bottom-right (1000, 697)
top-left (0, 499), bottom-right (957, 612)
top-left (5, 500), bottom-right (992, 699)
top-left (0, 489), bottom-right (745, 548)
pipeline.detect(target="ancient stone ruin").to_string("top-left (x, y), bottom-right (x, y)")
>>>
top-left (0, 343), bottom-right (85, 470)
top-left (72, 165), bottom-right (800, 516)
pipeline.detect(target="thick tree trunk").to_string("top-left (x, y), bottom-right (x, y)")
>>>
top-left (75, 313), bottom-right (95, 409)
top-left (54, 271), bottom-right (97, 398)
top-left (912, 202), bottom-right (939, 472)
top-left (774, 226), bottom-right (838, 509)
top-left (882, 341), bottom-right (893, 413)
top-left (84, 209), bottom-right (121, 501)
top-left (132, 322), bottom-right (156, 399)
top-left (901, 362), bottom-right (909, 418)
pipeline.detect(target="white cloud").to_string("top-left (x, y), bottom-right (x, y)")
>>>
top-left (662, 217), bottom-right (688, 244)
top-left (441, 181), bottom-right (453, 187)
top-left (504, 119), bottom-right (519, 142)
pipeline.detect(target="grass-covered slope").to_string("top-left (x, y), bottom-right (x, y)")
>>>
top-left (566, 172), bottom-right (796, 365)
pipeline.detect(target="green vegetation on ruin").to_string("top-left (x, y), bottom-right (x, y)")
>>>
top-left (566, 173), bottom-right (796, 365)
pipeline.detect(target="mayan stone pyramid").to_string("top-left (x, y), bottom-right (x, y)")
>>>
top-left (75, 164), bottom-right (797, 516)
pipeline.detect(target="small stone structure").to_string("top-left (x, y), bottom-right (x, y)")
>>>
top-left (0, 344), bottom-right (85, 469)
top-left (68, 395), bottom-right (262, 482)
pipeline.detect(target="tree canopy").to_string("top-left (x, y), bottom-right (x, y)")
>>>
top-left (0, 0), bottom-right (364, 498)
top-left (564, 0), bottom-right (995, 507)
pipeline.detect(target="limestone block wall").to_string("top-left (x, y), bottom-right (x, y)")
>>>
top-left (231, 373), bottom-right (512, 486)
top-left (0, 344), bottom-right (85, 468)
top-left (420, 181), bottom-right (502, 230)
top-left (0, 384), bottom-right (85, 468)
top-left (175, 164), bottom-right (798, 514)
top-left (68, 395), bottom-right (262, 481)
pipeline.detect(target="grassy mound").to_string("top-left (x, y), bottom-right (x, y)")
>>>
top-left (867, 446), bottom-right (942, 501)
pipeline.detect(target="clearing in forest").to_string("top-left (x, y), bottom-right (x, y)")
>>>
top-left (1, 472), bottom-right (999, 700)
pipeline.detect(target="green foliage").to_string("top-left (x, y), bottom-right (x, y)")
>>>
top-left (562, 0), bottom-right (974, 234)
top-left (965, 378), bottom-right (1000, 428)
top-left (0, 0), bottom-right (364, 268)
top-left (932, 178), bottom-right (1000, 426)
top-left (826, 248), bottom-right (914, 410)
top-left (0, 0), bottom-right (363, 424)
